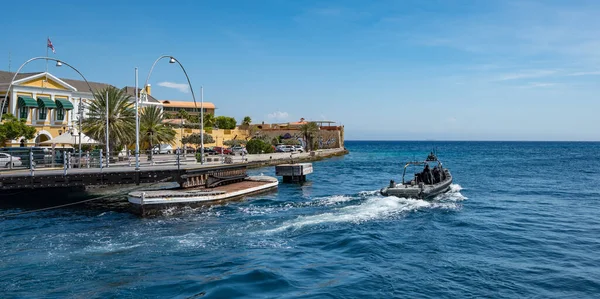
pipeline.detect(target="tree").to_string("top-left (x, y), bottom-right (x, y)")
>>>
top-left (242, 116), bottom-right (252, 126)
top-left (203, 113), bottom-right (215, 128)
top-left (282, 138), bottom-right (300, 145)
top-left (0, 114), bottom-right (37, 146)
top-left (176, 109), bottom-right (190, 121)
top-left (140, 106), bottom-right (176, 161)
top-left (181, 133), bottom-right (214, 147)
top-left (246, 139), bottom-right (274, 154)
top-left (300, 122), bottom-right (319, 151)
top-left (215, 116), bottom-right (236, 129)
top-left (82, 86), bottom-right (135, 151)
top-left (223, 139), bottom-right (246, 147)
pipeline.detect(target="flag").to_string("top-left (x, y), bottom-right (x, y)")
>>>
top-left (47, 38), bottom-right (55, 54)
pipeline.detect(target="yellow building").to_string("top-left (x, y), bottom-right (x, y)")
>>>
top-left (0, 71), bottom-right (110, 146)
top-left (161, 100), bottom-right (216, 117)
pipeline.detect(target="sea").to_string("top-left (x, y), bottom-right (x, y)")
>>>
top-left (2, 141), bottom-right (600, 298)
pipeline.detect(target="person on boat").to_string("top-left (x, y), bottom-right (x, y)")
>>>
top-left (422, 164), bottom-right (432, 184)
top-left (433, 166), bottom-right (441, 184)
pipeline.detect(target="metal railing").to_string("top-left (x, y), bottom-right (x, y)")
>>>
top-left (0, 146), bottom-right (268, 175)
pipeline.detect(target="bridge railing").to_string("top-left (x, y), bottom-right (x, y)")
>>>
top-left (0, 146), bottom-right (256, 173)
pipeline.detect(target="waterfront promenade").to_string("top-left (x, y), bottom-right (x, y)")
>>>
top-left (0, 148), bottom-right (348, 191)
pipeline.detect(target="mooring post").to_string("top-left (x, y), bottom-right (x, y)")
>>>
top-left (86, 151), bottom-right (90, 168)
top-left (67, 152), bottom-right (72, 169)
top-left (29, 148), bottom-right (34, 177)
top-left (63, 152), bottom-right (68, 176)
top-left (176, 150), bottom-right (181, 170)
top-left (9, 153), bottom-right (13, 169)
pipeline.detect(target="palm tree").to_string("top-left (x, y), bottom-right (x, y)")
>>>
top-left (140, 106), bottom-right (176, 161)
top-left (203, 113), bottom-right (216, 128)
top-left (242, 116), bottom-right (252, 126)
top-left (300, 122), bottom-right (319, 151)
top-left (82, 86), bottom-right (135, 153)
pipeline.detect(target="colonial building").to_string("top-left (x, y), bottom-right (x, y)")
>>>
top-left (161, 100), bottom-right (215, 117)
top-left (0, 71), bottom-right (162, 147)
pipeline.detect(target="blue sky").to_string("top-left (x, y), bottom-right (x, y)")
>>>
top-left (2, 0), bottom-right (599, 141)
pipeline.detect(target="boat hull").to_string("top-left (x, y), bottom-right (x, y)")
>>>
top-left (380, 174), bottom-right (453, 199)
top-left (128, 176), bottom-right (278, 216)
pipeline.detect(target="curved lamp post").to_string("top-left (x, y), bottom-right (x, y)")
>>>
top-left (0, 56), bottom-right (94, 165)
top-left (138, 55), bottom-right (203, 165)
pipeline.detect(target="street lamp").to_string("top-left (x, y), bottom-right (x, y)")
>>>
top-left (0, 56), bottom-right (94, 166)
top-left (138, 55), bottom-right (204, 165)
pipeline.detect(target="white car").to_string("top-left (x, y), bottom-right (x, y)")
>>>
top-left (153, 144), bottom-right (173, 154)
top-left (0, 153), bottom-right (23, 168)
top-left (292, 145), bottom-right (304, 152)
top-left (231, 146), bottom-right (248, 155)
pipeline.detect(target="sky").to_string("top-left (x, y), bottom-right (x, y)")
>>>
top-left (2, 0), bottom-right (600, 141)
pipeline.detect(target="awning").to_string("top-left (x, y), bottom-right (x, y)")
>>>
top-left (37, 97), bottom-right (57, 109)
top-left (55, 98), bottom-right (74, 110)
top-left (17, 96), bottom-right (38, 108)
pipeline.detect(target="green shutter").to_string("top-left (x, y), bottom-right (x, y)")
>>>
top-left (17, 96), bottom-right (38, 108)
top-left (37, 97), bottom-right (57, 109)
top-left (55, 98), bottom-right (74, 110)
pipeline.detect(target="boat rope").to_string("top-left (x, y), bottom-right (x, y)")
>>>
top-left (0, 176), bottom-right (173, 219)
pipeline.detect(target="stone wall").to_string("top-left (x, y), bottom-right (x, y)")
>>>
top-left (253, 127), bottom-right (344, 149)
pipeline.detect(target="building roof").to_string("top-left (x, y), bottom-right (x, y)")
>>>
top-left (161, 100), bottom-right (216, 109)
top-left (0, 71), bottom-right (44, 83)
top-left (61, 78), bottom-right (112, 93)
top-left (0, 70), bottom-right (112, 93)
top-left (123, 86), bottom-right (161, 104)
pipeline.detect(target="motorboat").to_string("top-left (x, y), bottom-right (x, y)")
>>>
top-left (380, 152), bottom-right (452, 199)
top-left (128, 175), bottom-right (278, 216)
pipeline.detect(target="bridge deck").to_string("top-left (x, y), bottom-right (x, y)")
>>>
top-left (0, 163), bottom-right (247, 191)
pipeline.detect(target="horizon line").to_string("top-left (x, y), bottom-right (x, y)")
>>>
top-left (345, 139), bottom-right (600, 142)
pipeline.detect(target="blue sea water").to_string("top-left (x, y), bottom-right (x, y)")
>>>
top-left (2, 141), bottom-right (600, 298)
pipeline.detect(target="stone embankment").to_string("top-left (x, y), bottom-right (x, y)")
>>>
top-left (199, 147), bottom-right (349, 168)
top-left (244, 148), bottom-right (349, 168)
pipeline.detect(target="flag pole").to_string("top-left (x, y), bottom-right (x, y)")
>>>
top-left (46, 36), bottom-right (49, 73)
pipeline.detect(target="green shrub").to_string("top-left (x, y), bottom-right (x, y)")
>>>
top-left (215, 116), bottom-right (237, 129)
top-left (246, 139), bottom-right (274, 154)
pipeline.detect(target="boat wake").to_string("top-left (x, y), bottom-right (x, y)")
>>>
top-left (263, 184), bottom-right (466, 234)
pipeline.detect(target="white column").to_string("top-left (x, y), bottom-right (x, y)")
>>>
top-left (11, 90), bottom-right (17, 116)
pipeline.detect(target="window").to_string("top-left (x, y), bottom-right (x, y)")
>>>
top-left (56, 108), bottom-right (65, 121)
top-left (39, 107), bottom-right (47, 120)
top-left (20, 106), bottom-right (28, 119)
top-left (1, 96), bottom-right (8, 115)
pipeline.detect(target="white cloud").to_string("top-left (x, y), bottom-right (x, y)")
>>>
top-left (567, 71), bottom-right (600, 76)
top-left (495, 70), bottom-right (557, 81)
top-left (157, 82), bottom-right (189, 93)
top-left (520, 82), bottom-right (557, 88)
top-left (267, 111), bottom-right (289, 120)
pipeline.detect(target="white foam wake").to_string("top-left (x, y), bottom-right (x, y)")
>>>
top-left (264, 194), bottom-right (462, 234)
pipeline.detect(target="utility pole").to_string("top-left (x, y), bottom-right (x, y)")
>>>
top-left (105, 90), bottom-right (109, 167)
top-left (135, 67), bottom-right (140, 170)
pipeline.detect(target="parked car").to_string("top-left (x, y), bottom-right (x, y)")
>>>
top-left (0, 153), bottom-right (23, 168)
top-left (203, 147), bottom-right (217, 155)
top-left (183, 146), bottom-right (196, 154)
top-left (292, 145), bottom-right (304, 152)
top-left (275, 145), bottom-right (291, 152)
top-left (212, 146), bottom-right (232, 155)
top-left (153, 144), bottom-right (173, 154)
top-left (0, 147), bottom-right (46, 167)
top-left (230, 146), bottom-right (248, 155)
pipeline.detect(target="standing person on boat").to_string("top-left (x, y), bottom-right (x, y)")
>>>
top-left (423, 164), bottom-right (432, 184)
top-left (433, 166), bottom-right (441, 184)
